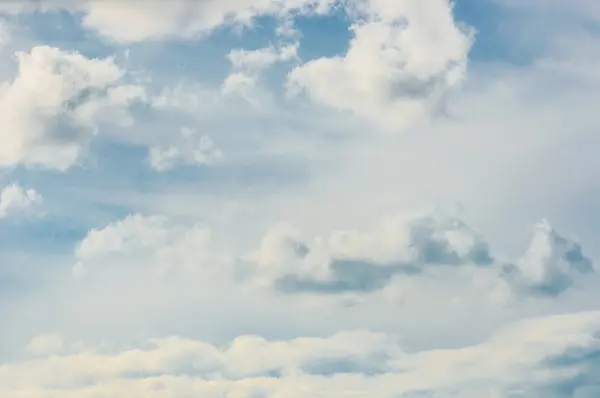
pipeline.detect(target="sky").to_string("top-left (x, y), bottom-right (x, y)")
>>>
top-left (1, 0), bottom-right (600, 396)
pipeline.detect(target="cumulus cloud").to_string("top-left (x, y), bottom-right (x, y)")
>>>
top-left (288, 0), bottom-right (473, 131)
top-left (0, 183), bottom-right (42, 218)
top-left (3, 311), bottom-right (600, 397)
top-left (245, 212), bottom-right (592, 300)
top-left (0, 46), bottom-right (145, 170)
top-left (502, 220), bottom-right (594, 297)
top-left (73, 214), bottom-right (232, 278)
top-left (0, 0), bottom-right (338, 43)
top-left (148, 127), bottom-right (223, 172)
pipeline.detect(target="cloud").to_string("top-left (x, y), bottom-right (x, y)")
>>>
top-left (222, 43), bottom-right (298, 103)
top-left (73, 214), bottom-right (233, 278)
top-left (71, 210), bottom-right (593, 304)
top-left (288, 0), bottom-right (473, 131)
top-left (0, 46), bottom-right (145, 170)
top-left (0, 183), bottom-right (42, 218)
top-left (3, 311), bottom-right (600, 397)
top-left (501, 220), bottom-right (594, 297)
top-left (148, 127), bottom-right (223, 172)
top-left (245, 212), bottom-right (592, 300)
top-left (0, 0), bottom-right (338, 43)
top-left (246, 212), bottom-right (492, 293)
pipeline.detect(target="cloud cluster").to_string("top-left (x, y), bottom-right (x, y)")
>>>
top-left (0, 0), bottom-right (472, 131)
top-left (71, 211), bottom-right (593, 304)
top-left (0, 46), bottom-right (145, 170)
top-left (0, 183), bottom-right (42, 218)
top-left (3, 311), bottom-right (600, 397)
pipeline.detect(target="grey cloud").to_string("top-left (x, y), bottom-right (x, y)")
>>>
top-left (275, 259), bottom-right (408, 294)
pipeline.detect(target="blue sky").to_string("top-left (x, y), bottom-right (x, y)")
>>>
top-left (2, 0), bottom-right (600, 396)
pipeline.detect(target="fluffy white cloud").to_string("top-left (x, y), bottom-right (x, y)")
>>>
top-left (0, 183), bottom-right (42, 218)
top-left (0, 0), bottom-right (338, 43)
top-left (0, 46), bottom-right (145, 170)
top-left (73, 214), bottom-right (233, 278)
top-left (148, 127), bottom-right (223, 172)
top-left (288, 0), bottom-right (473, 131)
top-left (3, 311), bottom-right (600, 397)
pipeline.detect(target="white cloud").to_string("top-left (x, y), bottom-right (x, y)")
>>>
top-left (0, 183), bottom-right (42, 218)
top-left (3, 311), bottom-right (600, 397)
top-left (148, 127), bottom-right (223, 172)
top-left (0, 46), bottom-right (145, 170)
top-left (73, 214), bottom-right (233, 278)
top-left (288, 0), bottom-right (473, 131)
top-left (0, 0), bottom-right (338, 43)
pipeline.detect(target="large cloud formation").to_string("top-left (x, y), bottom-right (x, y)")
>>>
top-left (2, 311), bottom-right (600, 397)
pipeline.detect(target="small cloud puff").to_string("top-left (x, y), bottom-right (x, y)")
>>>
top-left (148, 127), bottom-right (223, 172)
top-left (501, 219), bottom-right (594, 297)
top-left (0, 183), bottom-right (42, 218)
